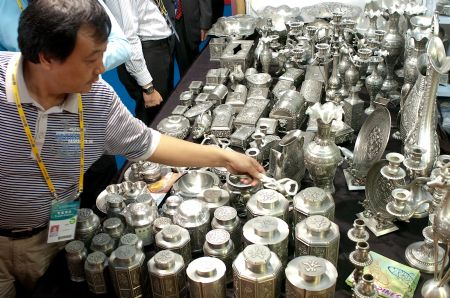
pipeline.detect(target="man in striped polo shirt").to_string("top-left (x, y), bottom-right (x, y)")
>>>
top-left (0, 0), bottom-right (264, 296)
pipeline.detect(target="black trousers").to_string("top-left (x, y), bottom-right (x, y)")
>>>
top-left (175, 17), bottom-right (199, 78)
top-left (117, 38), bottom-right (173, 126)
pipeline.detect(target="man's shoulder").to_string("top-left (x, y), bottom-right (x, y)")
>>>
top-left (0, 52), bottom-right (15, 76)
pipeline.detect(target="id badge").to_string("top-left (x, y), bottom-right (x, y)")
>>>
top-left (47, 201), bottom-right (80, 243)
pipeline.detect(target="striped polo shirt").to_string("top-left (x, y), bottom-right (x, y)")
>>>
top-left (0, 52), bottom-right (160, 229)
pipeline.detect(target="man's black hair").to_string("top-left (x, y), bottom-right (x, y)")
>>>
top-left (18, 0), bottom-right (111, 63)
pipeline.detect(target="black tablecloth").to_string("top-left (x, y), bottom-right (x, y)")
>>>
top-left (32, 46), bottom-right (432, 298)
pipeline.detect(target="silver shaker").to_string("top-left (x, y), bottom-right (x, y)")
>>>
top-left (147, 250), bottom-right (187, 298)
top-left (243, 215), bottom-right (289, 267)
top-left (109, 245), bottom-right (147, 298)
top-left (161, 195), bottom-right (183, 221)
top-left (155, 224), bottom-right (192, 266)
top-left (246, 189), bottom-right (289, 222)
top-left (65, 240), bottom-right (87, 282)
top-left (186, 257), bottom-right (226, 298)
top-left (84, 251), bottom-right (109, 294)
top-left (152, 217), bottom-right (172, 244)
top-left (293, 187), bottom-right (335, 227)
top-left (105, 193), bottom-right (126, 220)
top-left (203, 229), bottom-right (235, 283)
top-left (232, 244), bottom-right (283, 298)
top-left (124, 202), bottom-right (158, 246)
top-left (294, 215), bottom-right (340, 267)
top-left (211, 206), bottom-right (242, 251)
top-left (90, 232), bottom-right (116, 256)
top-left (103, 217), bottom-right (125, 244)
top-left (75, 208), bottom-right (100, 245)
top-left (119, 233), bottom-right (143, 252)
top-left (173, 199), bottom-right (210, 252)
top-left (285, 256), bottom-right (338, 298)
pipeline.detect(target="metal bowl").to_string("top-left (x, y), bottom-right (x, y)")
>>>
top-left (172, 170), bottom-right (221, 199)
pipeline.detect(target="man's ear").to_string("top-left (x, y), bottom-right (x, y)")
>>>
top-left (37, 52), bottom-right (54, 70)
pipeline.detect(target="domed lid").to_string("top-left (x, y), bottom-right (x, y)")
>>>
top-left (103, 217), bottom-right (123, 233)
top-left (113, 245), bottom-right (137, 266)
top-left (86, 251), bottom-right (107, 266)
top-left (213, 206), bottom-right (238, 225)
top-left (120, 233), bottom-right (142, 248)
top-left (243, 244), bottom-right (271, 272)
top-left (76, 208), bottom-right (100, 231)
top-left (187, 257), bottom-right (226, 282)
top-left (161, 225), bottom-right (182, 242)
top-left (65, 240), bottom-right (85, 254)
top-left (91, 233), bottom-right (114, 252)
top-left (173, 199), bottom-right (209, 228)
top-left (125, 202), bottom-right (157, 227)
top-left (253, 216), bottom-right (279, 238)
top-left (153, 217), bottom-right (172, 233)
top-left (154, 250), bottom-right (176, 270)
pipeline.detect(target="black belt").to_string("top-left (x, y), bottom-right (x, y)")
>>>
top-left (141, 37), bottom-right (171, 46)
top-left (0, 225), bottom-right (48, 239)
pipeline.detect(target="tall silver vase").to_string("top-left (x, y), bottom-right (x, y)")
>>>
top-left (365, 56), bottom-right (384, 115)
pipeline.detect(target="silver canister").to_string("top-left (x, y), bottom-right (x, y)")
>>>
top-left (90, 233), bottom-right (116, 256)
top-left (211, 206), bottom-right (242, 251)
top-left (246, 189), bottom-right (289, 223)
top-left (65, 240), bottom-right (87, 282)
top-left (285, 256), bottom-right (338, 298)
top-left (198, 188), bottom-right (230, 217)
top-left (152, 217), bottom-right (172, 243)
top-left (173, 199), bottom-right (210, 252)
top-left (84, 251), bottom-right (109, 294)
top-left (119, 233), bottom-right (143, 252)
top-left (294, 215), bottom-right (340, 267)
top-left (232, 244), bottom-right (283, 298)
top-left (105, 193), bottom-right (126, 220)
top-left (243, 216), bottom-right (289, 267)
top-left (75, 208), bottom-right (100, 245)
top-left (147, 250), bottom-right (187, 298)
top-left (109, 245), bottom-right (147, 298)
top-left (161, 195), bottom-right (183, 221)
top-left (124, 202), bottom-right (158, 246)
top-left (155, 225), bottom-right (192, 266)
top-left (103, 217), bottom-right (125, 244)
top-left (186, 257), bottom-right (226, 298)
top-left (293, 187), bottom-right (335, 227)
top-left (203, 229), bottom-right (235, 283)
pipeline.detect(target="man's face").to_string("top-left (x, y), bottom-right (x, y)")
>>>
top-left (48, 25), bottom-right (107, 94)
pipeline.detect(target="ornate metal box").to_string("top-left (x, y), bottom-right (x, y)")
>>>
top-left (220, 40), bottom-right (254, 72)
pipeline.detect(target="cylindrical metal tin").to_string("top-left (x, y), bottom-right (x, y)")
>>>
top-left (103, 217), bottom-right (125, 244)
top-left (186, 257), bottom-right (226, 298)
top-left (90, 233), bottom-right (116, 256)
top-left (198, 188), bottom-right (230, 217)
top-left (152, 217), bottom-right (172, 244)
top-left (155, 225), bottom-right (192, 266)
top-left (147, 250), bottom-right (187, 298)
top-left (105, 193), bottom-right (126, 220)
top-left (109, 245), bottom-right (147, 298)
top-left (203, 229), bottom-right (235, 283)
top-left (294, 215), bottom-right (340, 267)
top-left (75, 208), bottom-right (100, 245)
top-left (173, 199), bottom-right (210, 252)
top-left (161, 195), bottom-right (183, 221)
top-left (243, 216), bottom-right (289, 267)
top-left (246, 189), bottom-right (289, 222)
top-left (285, 256), bottom-right (338, 298)
top-left (293, 187), bottom-right (335, 227)
top-left (119, 233), bottom-right (143, 252)
top-left (65, 240), bottom-right (87, 282)
top-left (211, 206), bottom-right (242, 251)
top-left (84, 251), bottom-right (109, 294)
top-left (124, 202), bottom-right (158, 246)
top-left (232, 244), bottom-right (282, 298)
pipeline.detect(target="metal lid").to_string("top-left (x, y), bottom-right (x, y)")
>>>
top-left (140, 162), bottom-right (162, 182)
top-left (65, 240), bottom-right (85, 254)
top-left (253, 216), bottom-right (278, 238)
top-left (243, 244), bottom-right (271, 273)
top-left (76, 208), bottom-right (100, 231)
top-left (305, 215), bottom-right (331, 235)
top-left (247, 189), bottom-right (289, 217)
top-left (187, 257), bottom-right (226, 283)
top-left (213, 206), bottom-right (238, 226)
top-left (154, 250), bottom-right (176, 270)
top-left (86, 251), bottom-right (107, 266)
top-left (205, 229), bottom-right (230, 249)
top-left (125, 202), bottom-right (157, 227)
top-left (153, 217), bottom-right (172, 234)
top-left (285, 256), bottom-right (337, 291)
top-left (173, 199), bottom-right (210, 228)
top-left (91, 233), bottom-right (115, 253)
top-left (135, 193), bottom-right (156, 207)
top-left (112, 245), bottom-right (136, 266)
top-left (105, 193), bottom-right (125, 208)
top-left (119, 233), bottom-right (143, 250)
top-left (103, 217), bottom-right (124, 237)
top-left (295, 215), bottom-right (339, 245)
top-left (243, 216), bottom-right (289, 245)
top-left (200, 188), bottom-right (229, 204)
top-left (294, 187), bottom-right (333, 212)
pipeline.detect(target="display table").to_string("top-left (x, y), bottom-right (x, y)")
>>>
top-left (32, 46), bottom-right (432, 298)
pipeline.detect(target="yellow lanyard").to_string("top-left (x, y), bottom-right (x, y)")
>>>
top-left (16, 0), bottom-right (25, 11)
top-left (12, 59), bottom-right (84, 201)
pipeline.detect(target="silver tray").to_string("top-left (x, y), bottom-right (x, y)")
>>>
top-left (352, 107), bottom-right (391, 175)
top-left (300, 2), bottom-right (362, 21)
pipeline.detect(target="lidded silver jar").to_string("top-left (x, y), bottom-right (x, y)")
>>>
top-left (109, 245), bottom-right (147, 298)
top-left (147, 250), bottom-right (187, 298)
top-left (203, 229), bottom-right (235, 283)
top-left (90, 233), bottom-right (116, 256)
top-left (140, 161), bottom-right (162, 183)
top-left (152, 217), bottom-right (172, 242)
top-left (124, 202), bottom-right (158, 246)
top-left (105, 193), bottom-right (126, 219)
top-left (173, 199), bottom-right (210, 252)
top-left (65, 240), bottom-right (87, 282)
top-left (103, 217), bottom-right (125, 243)
top-left (198, 188), bottom-right (230, 217)
top-left (232, 244), bottom-right (283, 298)
top-left (225, 173), bottom-right (262, 217)
top-left (186, 257), bottom-right (226, 298)
top-left (161, 195), bottom-right (183, 221)
top-left (294, 215), bottom-right (340, 267)
top-left (84, 251), bottom-right (109, 294)
top-left (285, 256), bottom-right (338, 298)
top-left (135, 193), bottom-right (157, 209)
top-left (246, 189), bottom-right (289, 222)
top-left (119, 233), bottom-right (143, 252)
top-left (155, 224), bottom-right (192, 266)
top-left (75, 208), bottom-right (100, 245)
top-left (211, 206), bottom-right (242, 251)
top-left (243, 216), bottom-right (289, 267)
top-left (293, 187), bottom-right (335, 227)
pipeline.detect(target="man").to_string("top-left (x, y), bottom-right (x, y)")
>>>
top-left (105, 0), bottom-right (174, 126)
top-left (0, 0), bottom-right (263, 296)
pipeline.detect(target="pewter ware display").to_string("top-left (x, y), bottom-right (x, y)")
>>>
top-left (147, 250), bottom-right (187, 298)
top-left (300, 2), bottom-right (362, 20)
top-left (188, 81), bottom-right (204, 95)
top-left (225, 173), bottom-right (262, 217)
top-left (161, 195), bottom-right (183, 221)
top-left (121, 181), bottom-right (148, 204)
top-left (119, 233), bottom-right (143, 252)
top-left (349, 241), bottom-right (373, 285)
top-left (109, 245), bottom-right (147, 298)
top-left (246, 73), bottom-right (272, 89)
top-left (172, 170), bottom-right (220, 200)
top-left (365, 56), bottom-right (384, 115)
top-left (197, 187), bottom-right (230, 217)
top-left (225, 85), bottom-right (247, 113)
top-left (246, 189), bottom-right (289, 223)
top-left (208, 14), bottom-right (258, 37)
top-left (294, 215), bottom-right (340, 267)
top-left (210, 38), bottom-right (227, 61)
top-left (343, 86), bottom-right (365, 132)
top-left (234, 98), bottom-right (269, 128)
top-left (156, 115), bottom-right (190, 139)
top-left (220, 40), bottom-right (254, 72)
top-left (209, 84), bottom-right (228, 105)
top-left (155, 225), bottom-right (192, 266)
top-left (305, 65), bottom-right (327, 83)
top-left (269, 90), bottom-right (306, 130)
top-left (211, 104), bottom-right (234, 138)
top-left (211, 206), bottom-right (242, 251)
top-left (256, 118), bottom-right (277, 135)
top-left (192, 111), bottom-right (212, 139)
top-left (103, 217), bottom-right (124, 242)
top-left (293, 187), bottom-right (335, 227)
top-left (273, 80), bottom-right (296, 101)
top-left (203, 229), bottom-right (235, 283)
top-left (243, 216), bottom-right (289, 267)
top-left (186, 257), bottom-right (226, 298)
top-left (171, 104), bottom-right (189, 116)
top-left (285, 256), bottom-right (338, 298)
top-left (194, 93), bottom-right (210, 104)
top-left (184, 102), bottom-right (214, 122)
top-left (90, 233), bottom-right (116, 256)
top-left (206, 68), bottom-right (222, 85)
top-left (152, 217), bottom-right (172, 244)
top-left (124, 202), bottom-right (158, 246)
top-left (84, 251), bottom-right (109, 294)
top-left (65, 240), bottom-right (87, 282)
top-left (232, 244), bottom-right (282, 298)
top-left (75, 208), bottom-right (100, 245)
top-left (179, 90), bottom-right (194, 106)
top-left (139, 162), bottom-right (162, 183)
top-left (353, 274), bottom-right (378, 298)
top-left (279, 68), bottom-right (304, 86)
top-left (246, 86), bottom-right (269, 101)
top-left (404, 146), bottom-right (428, 181)
top-left (230, 125), bottom-right (255, 149)
top-left (173, 199), bottom-right (210, 252)
top-left (347, 219), bottom-right (370, 243)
